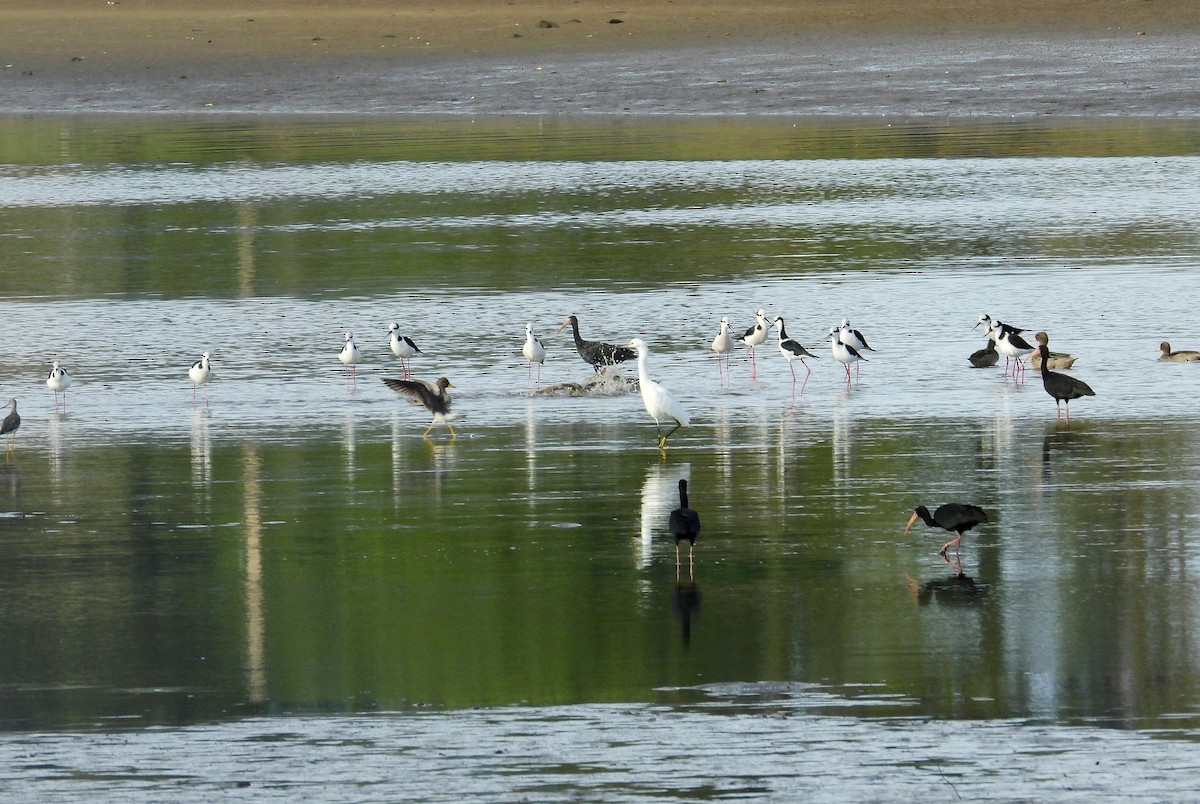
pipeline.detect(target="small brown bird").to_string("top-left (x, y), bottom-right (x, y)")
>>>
top-left (1, 399), bottom-right (19, 455)
top-left (968, 339), bottom-right (999, 368)
top-left (383, 376), bottom-right (456, 437)
top-left (1037, 344), bottom-right (1094, 424)
top-left (1158, 342), bottom-right (1200, 362)
top-left (1030, 332), bottom-right (1077, 370)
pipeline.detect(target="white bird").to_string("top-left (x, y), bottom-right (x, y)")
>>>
top-left (740, 309), bottom-right (770, 379)
top-left (47, 362), bottom-right (72, 410)
top-left (339, 332), bottom-right (362, 385)
top-left (773, 317), bottom-right (818, 396)
top-left (828, 326), bottom-right (866, 383)
top-left (710, 317), bottom-right (735, 383)
top-left (522, 323), bottom-right (547, 386)
top-left (189, 351), bottom-right (212, 406)
top-left (387, 323), bottom-right (421, 378)
top-left (626, 338), bottom-right (690, 450)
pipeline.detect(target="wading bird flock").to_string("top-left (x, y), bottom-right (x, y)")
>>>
top-left (3, 311), bottom-right (1195, 569)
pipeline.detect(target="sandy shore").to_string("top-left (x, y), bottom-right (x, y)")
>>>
top-left (2, 1), bottom-right (1200, 117)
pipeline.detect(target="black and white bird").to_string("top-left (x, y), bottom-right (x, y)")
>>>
top-left (838, 319), bottom-right (874, 353)
top-left (773, 316), bottom-right (818, 395)
top-left (828, 325), bottom-right (867, 383)
top-left (47, 362), bottom-right (72, 409)
top-left (383, 376), bottom-right (457, 437)
top-left (993, 324), bottom-right (1035, 380)
top-left (339, 333), bottom-right (362, 384)
top-left (1, 398), bottom-right (19, 455)
top-left (837, 320), bottom-right (874, 380)
top-left (189, 351), bottom-right (212, 406)
top-left (1037, 344), bottom-right (1094, 425)
top-left (975, 314), bottom-right (1028, 374)
top-left (740, 309), bottom-right (769, 379)
top-left (558, 315), bottom-right (636, 372)
top-left (388, 323), bottom-right (422, 378)
top-left (669, 478), bottom-right (701, 576)
top-left (974, 313), bottom-right (1026, 338)
top-left (522, 323), bottom-right (547, 386)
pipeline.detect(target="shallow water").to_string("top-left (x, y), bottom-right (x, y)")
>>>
top-left (2, 116), bottom-right (1200, 797)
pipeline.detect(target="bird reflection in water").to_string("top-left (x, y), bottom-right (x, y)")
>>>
top-left (671, 581), bottom-right (701, 646)
top-left (1, 463), bottom-right (20, 509)
top-left (905, 569), bottom-right (987, 605)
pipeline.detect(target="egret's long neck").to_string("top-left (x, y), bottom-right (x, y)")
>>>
top-left (635, 349), bottom-right (650, 382)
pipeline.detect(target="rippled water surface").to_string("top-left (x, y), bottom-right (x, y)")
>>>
top-left (2, 116), bottom-right (1200, 799)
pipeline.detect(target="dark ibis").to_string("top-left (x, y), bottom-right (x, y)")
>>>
top-left (383, 376), bottom-right (456, 437)
top-left (1037, 343), bottom-right (1094, 425)
top-left (669, 479), bottom-right (701, 574)
top-left (557, 315), bottom-right (635, 372)
top-left (905, 503), bottom-right (989, 559)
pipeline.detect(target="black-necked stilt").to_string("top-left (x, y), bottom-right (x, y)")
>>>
top-left (558, 315), bottom-right (636, 372)
top-left (1037, 343), bottom-right (1094, 426)
top-left (740, 309), bottom-right (769, 379)
top-left (711, 317), bottom-right (735, 384)
top-left (522, 323), bottom-right (547, 386)
top-left (669, 478), bottom-right (701, 578)
top-left (828, 325), bottom-right (866, 384)
top-left (838, 319), bottom-right (874, 352)
top-left (1158, 342), bottom-right (1200, 362)
top-left (974, 313), bottom-right (1026, 338)
top-left (338, 333), bottom-right (362, 385)
top-left (976, 314), bottom-right (1028, 375)
top-left (387, 323), bottom-right (422, 378)
top-left (905, 503), bottom-right (989, 560)
top-left (1, 399), bottom-right (19, 456)
top-left (1031, 332), bottom-right (1077, 370)
top-left (995, 326), bottom-right (1035, 380)
top-left (189, 352), bottom-right (212, 406)
top-left (837, 320), bottom-right (873, 380)
top-left (627, 338), bottom-right (689, 450)
top-left (968, 339), bottom-right (999, 368)
top-left (773, 316), bottom-right (817, 396)
top-left (47, 362), bottom-right (72, 409)
top-left (383, 376), bottom-right (456, 438)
